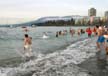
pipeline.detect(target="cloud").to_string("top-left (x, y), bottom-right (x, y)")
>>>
top-left (0, 0), bottom-right (107, 19)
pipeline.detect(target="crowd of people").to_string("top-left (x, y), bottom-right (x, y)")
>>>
top-left (54, 26), bottom-right (108, 58)
top-left (55, 27), bottom-right (93, 37)
top-left (22, 25), bottom-right (108, 61)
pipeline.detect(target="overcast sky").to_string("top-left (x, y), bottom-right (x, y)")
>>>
top-left (0, 0), bottom-right (108, 20)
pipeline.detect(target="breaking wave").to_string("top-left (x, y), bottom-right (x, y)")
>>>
top-left (0, 37), bottom-right (97, 76)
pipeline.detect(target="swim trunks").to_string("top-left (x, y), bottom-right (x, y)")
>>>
top-left (24, 45), bottom-right (32, 57)
top-left (97, 36), bottom-right (105, 43)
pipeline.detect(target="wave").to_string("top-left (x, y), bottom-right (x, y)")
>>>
top-left (0, 37), bottom-right (97, 76)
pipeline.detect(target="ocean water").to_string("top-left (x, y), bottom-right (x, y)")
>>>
top-left (0, 26), bottom-right (97, 76)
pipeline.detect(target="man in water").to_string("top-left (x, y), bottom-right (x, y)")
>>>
top-left (24, 34), bottom-right (32, 60)
top-left (96, 26), bottom-right (105, 51)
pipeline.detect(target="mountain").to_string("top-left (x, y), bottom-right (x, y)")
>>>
top-left (0, 15), bottom-right (86, 27)
top-left (36, 15), bottom-right (83, 23)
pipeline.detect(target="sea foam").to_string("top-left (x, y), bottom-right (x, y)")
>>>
top-left (0, 37), bottom-right (96, 76)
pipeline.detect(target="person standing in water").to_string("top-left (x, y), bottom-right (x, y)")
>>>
top-left (56, 32), bottom-right (59, 37)
top-left (24, 34), bottom-right (33, 59)
top-left (96, 26), bottom-right (105, 51)
top-left (86, 27), bottom-right (92, 37)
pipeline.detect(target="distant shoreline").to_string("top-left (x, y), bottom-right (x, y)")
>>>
top-left (0, 25), bottom-right (97, 28)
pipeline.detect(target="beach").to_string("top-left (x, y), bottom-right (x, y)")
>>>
top-left (0, 26), bottom-right (106, 76)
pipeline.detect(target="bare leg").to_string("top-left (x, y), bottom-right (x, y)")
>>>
top-left (102, 42), bottom-right (106, 49)
top-left (105, 43), bottom-right (108, 55)
top-left (96, 42), bottom-right (100, 51)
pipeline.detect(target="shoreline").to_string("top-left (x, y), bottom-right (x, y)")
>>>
top-left (79, 51), bottom-right (108, 76)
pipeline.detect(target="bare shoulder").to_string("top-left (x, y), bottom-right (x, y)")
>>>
top-left (104, 35), bottom-right (108, 38)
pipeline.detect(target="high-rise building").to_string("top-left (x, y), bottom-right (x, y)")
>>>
top-left (88, 8), bottom-right (96, 16)
top-left (105, 11), bottom-right (108, 18)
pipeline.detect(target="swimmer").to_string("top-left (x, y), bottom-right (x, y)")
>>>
top-left (24, 34), bottom-right (32, 59)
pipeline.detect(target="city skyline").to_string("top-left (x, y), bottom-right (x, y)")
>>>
top-left (0, 0), bottom-right (108, 24)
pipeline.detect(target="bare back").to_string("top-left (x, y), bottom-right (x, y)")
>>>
top-left (24, 37), bottom-right (32, 45)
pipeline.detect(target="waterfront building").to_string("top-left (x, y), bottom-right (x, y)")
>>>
top-left (88, 8), bottom-right (96, 17)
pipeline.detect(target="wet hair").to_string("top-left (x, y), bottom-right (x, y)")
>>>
top-left (25, 34), bottom-right (28, 37)
top-left (96, 25), bottom-right (99, 28)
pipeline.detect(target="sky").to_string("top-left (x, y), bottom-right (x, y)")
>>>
top-left (0, 0), bottom-right (108, 24)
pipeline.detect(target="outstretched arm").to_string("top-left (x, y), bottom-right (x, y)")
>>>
top-left (104, 35), bottom-right (108, 39)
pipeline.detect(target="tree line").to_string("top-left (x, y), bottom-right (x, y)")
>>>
top-left (33, 18), bottom-right (108, 26)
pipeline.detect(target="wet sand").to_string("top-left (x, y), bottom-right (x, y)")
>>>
top-left (79, 51), bottom-right (108, 76)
